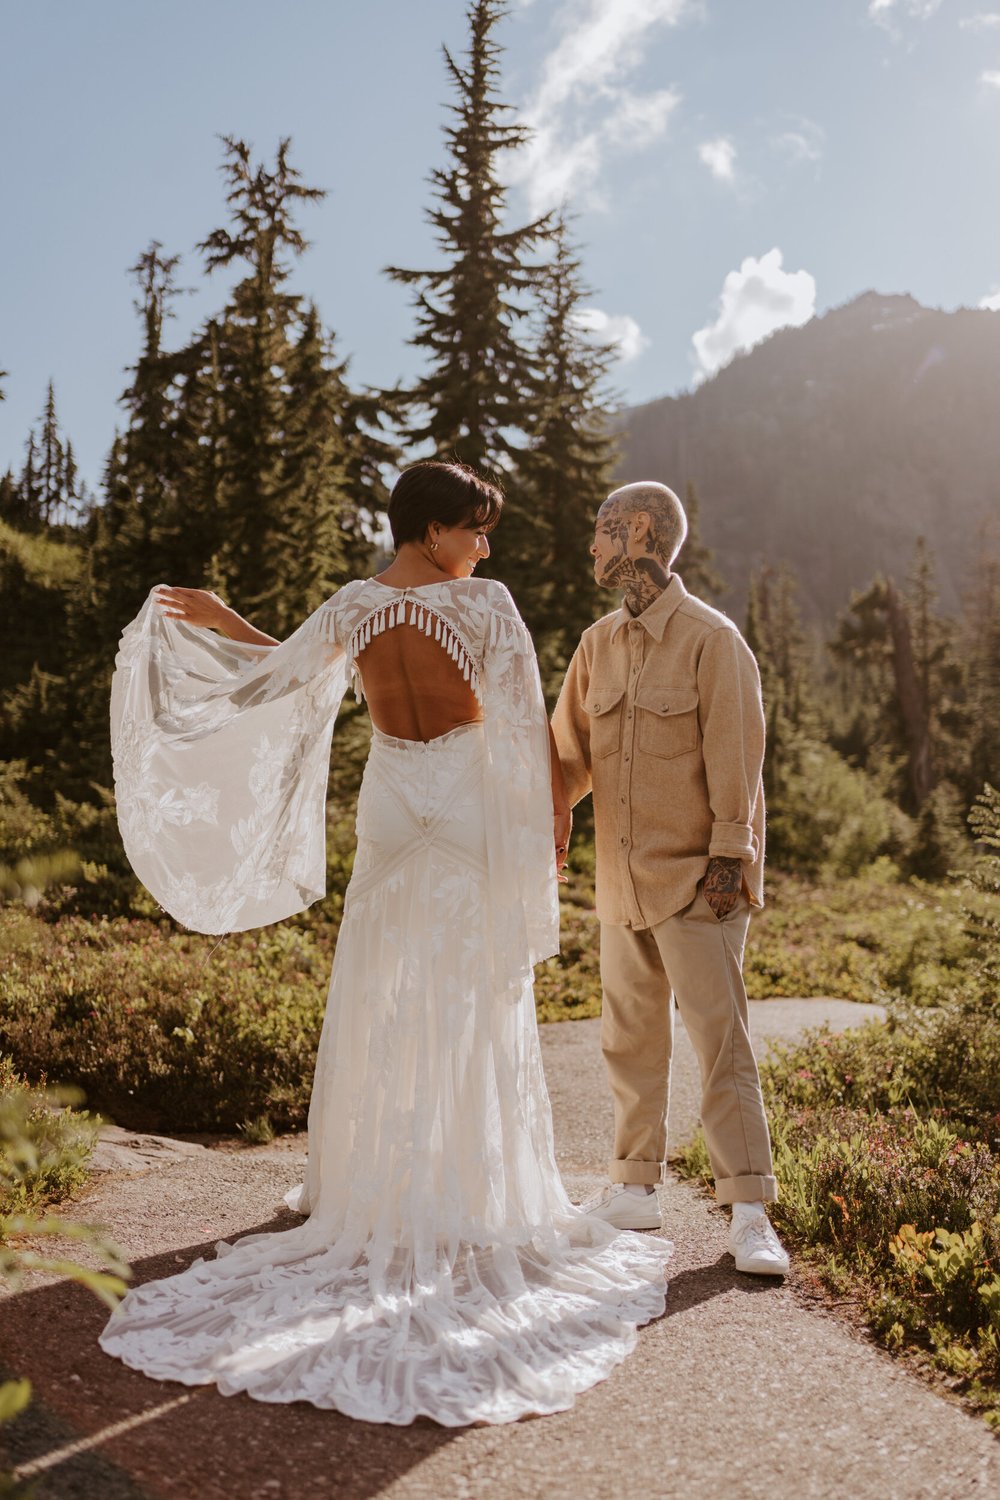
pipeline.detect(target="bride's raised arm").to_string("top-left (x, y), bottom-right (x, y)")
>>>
top-left (153, 585), bottom-right (280, 649)
top-left (111, 584), bottom-right (359, 934)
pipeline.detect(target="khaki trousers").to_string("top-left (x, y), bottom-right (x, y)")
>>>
top-left (599, 887), bottom-right (777, 1204)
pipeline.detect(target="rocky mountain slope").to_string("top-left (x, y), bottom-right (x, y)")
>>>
top-left (616, 292), bottom-right (1000, 620)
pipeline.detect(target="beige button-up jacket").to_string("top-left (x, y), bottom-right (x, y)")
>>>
top-left (552, 575), bottom-right (766, 929)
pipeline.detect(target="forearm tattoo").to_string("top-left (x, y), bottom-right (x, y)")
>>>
top-left (703, 855), bottom-right (743, 916)
top-left (704, 856), bottom-right (742, 896)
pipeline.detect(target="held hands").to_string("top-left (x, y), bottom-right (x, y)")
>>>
top-left (554, 807), bottom-right (572, 885)
top-left (155, 586), bottom-right (235, 634)
top-left (702, 855), bottom-right (743, 919)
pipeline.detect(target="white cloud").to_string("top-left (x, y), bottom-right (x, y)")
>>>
top-left (982, 68), bottom-right (1000, 84)
top-left (772, 119), bottom-right (825, 165)
top-left (960, 12), bottom-right (1000, 29)
top-left (868, 0), bottom-right (942, 34)
top-left (505, 0), bottom-right (695, 215)
top-left (571, 306), bottom-right (650, 362)
top-left (697, 136), bottom-right (736, 182)
top-left (980, 288), bottom-right (1000, 310)
top-left (606, 89), bottom-right (680, 146)
top-left (691, 248), bottom-right (816, 383)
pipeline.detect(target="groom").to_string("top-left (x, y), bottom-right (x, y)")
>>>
top-left (552, 481), bottom-right (789, 1276)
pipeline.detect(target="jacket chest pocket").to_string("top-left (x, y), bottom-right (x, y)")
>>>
top-left (636, 687), bottom-right (699, 761)
top-left (583, 687), bottom-right (625, 760)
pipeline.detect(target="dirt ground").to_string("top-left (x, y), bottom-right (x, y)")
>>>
top-left (3, 999), bottom-right (1000, 1500)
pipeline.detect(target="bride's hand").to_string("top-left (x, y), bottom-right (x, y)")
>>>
top-left (554, 807), bottom-right (572, 884)
top-left (155, 586), bottom-right (234, 633)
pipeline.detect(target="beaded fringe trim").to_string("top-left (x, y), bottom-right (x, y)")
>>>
top-left (346, 600), bottom-right (483, 704)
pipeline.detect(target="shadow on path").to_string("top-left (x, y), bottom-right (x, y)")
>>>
top-left (663, 1255), bottom-right (783, 1319)
top-left (0, 1217), bottom-right (460, 1500)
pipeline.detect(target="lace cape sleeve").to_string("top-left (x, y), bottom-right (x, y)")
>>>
top-left (479, 582), bottom-right (560, 999)
top-left (110, 587), bottom-right (353, 933)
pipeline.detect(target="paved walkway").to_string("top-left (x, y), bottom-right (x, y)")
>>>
top-left (3, 999), bottom-right (999, 1500)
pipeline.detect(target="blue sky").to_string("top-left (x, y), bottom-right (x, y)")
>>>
top-left (2, 0), bottom-right (999, 487)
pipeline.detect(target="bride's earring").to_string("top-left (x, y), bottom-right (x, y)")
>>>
top-left (430, 537), bottom-right (440, 552)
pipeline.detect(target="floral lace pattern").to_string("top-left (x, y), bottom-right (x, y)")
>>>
top-left (102, 579), bottom-right (672, 1424)
top-left (111, 577), bottom-right (558, 983)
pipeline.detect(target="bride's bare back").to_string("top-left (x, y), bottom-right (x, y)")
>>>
top-left (357, 624), bottom-right (483, 742)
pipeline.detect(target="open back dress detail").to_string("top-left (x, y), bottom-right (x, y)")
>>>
top-left (100, 576), bottom-right (672, 1426)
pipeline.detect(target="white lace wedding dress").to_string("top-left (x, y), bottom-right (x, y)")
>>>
top-left (99, 577), bottom-right (672, 1425)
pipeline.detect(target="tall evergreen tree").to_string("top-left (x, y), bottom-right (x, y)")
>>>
top-left (513, 217), bottom-right (618, 674)
top-left (677, 482), bottom-right (724, 601)
top-left (961, 540), bottom-right (1000, 797)
top-left (745, 564), bottom-right (814, 789)
top-left (2, 385), bottom-right (88, 532)
top-left (272, 303), bottom-right (352, 634)
top-left (386, 0), bottom-right (553, 475)
top-left (190, 136), bottom-right (387, 632)
top-left (81, 244), bottom-right (189, 649)
top-left (195, 136), bottom-right (326, 627)
top-left (829, 541), bottom-right (974, 815)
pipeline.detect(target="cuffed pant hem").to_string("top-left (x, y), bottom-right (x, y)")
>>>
top-left (609, 1159), bottom-right (667, 1186)
top-left (714, 1173), bottom-right (778, 1205)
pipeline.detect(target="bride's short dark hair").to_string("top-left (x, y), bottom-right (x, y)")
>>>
top-left (388, 461), bottom-right (504, 549)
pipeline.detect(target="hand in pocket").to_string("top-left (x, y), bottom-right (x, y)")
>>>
top-left (702, 856), bottom-right (742, 919)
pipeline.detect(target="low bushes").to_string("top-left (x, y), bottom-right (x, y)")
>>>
top-left (0, 911), bottom-right (331, 1134)
top-left (0, 855), bottom-right (984, 1133)
top-left (1, 1056), bottom-right (130, 1473)
top-left (743, 863), bottom-right (978, 1005)
top-left (0, 1055), bottom-right (97, 1221)
top-left (677, 1021), bottom-right (1000, 1421)
top-left (678, 786), bottom-right (1000, 1419)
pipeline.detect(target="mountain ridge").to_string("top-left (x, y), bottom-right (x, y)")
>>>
top-left (615, 291), bottom-right (1000, 622)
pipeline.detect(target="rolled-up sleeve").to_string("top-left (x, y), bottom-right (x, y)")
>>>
top-left (697, 626), bottom-right (765, 862)
top-left (552, 643), bottom-right (594, 809)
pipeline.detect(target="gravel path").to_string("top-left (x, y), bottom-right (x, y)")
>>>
top-left (4, 998), bottom-right (999, 1500)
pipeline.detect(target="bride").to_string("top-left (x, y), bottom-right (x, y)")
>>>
top-left (99, 460), bottom-right (672, 1426)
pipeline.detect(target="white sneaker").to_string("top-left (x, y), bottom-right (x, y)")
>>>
top-left (578, 1183), bottom-right (662, 1231)
top-left (729, 1212), bottom-right (790, 1275)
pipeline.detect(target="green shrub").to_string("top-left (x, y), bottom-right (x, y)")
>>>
top-left (1, 1055), bottom-right (130, 1480)
top-left (0, 910), bottom-right (330, 1132)
top-left (1, 1052), bottom-right (127, 1320)
top-left (745, 865), bottom-right (975, 1005)
top-left (0, 1056), bottom-right (97, 1220)
top-left (905, 782), bottom-right (972, 882)
top-left (767, 737), bottom-right (914, 878)
top-left (540, 856), bottom-right (978, 1017)
top-left (676, 790), bottom-right (1000, 1419)
top-left (534, 899), bottom-right (603, 1022)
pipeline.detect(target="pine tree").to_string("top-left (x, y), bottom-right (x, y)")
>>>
top-left (829, 541), bottom-right (972, 819)
top-left (829, 576), bottom-right (908, 795)
top-left (3, 387), bottom-right (87, 532)
top-left (193, 137), bottom-right (324, 626)
top-left (744, 565), bottom-right (813, 792)
top-left (82, 244), bottom-right (188, 648)
top-left (39, 382), bottom-right (62, 524)
top-left (19, 432), bottom-right (42, 529)
top-left (904, 535), bottom-right (970, 797)
top-left (513, 217), bottom-right (618, 676)
top-left (961, 540), bottom-right (1000, 798)
top-left (386, 0), bottom-right (553, 475)
top-left (270, 303), bottom-right (352, 635)
top-left (0, 469), bottom-right (16, 523)
top-left (677, 482), bottom-right (724, 601)
top-left (965, 784), bottom-right (1000, 1002)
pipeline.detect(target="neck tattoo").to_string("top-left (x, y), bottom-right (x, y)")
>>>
top-left (602, 523), bottom-right (670, 615)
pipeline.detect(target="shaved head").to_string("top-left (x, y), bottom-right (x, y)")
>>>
top-left (600, 482), bottom-right (687, 568)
